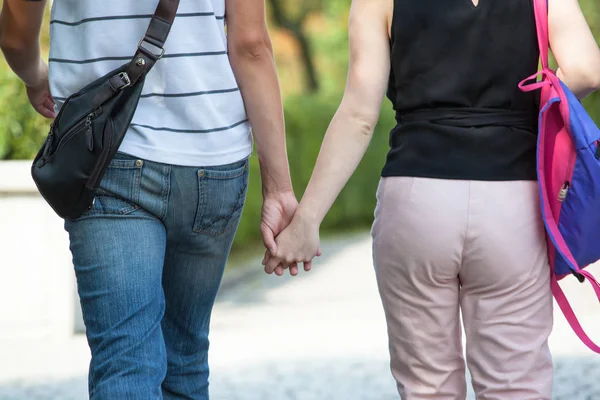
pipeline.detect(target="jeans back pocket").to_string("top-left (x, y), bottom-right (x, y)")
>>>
top-left (193, 160), bottom-right (249, 236)
top-left (86, 155), bottom-right (143, 216)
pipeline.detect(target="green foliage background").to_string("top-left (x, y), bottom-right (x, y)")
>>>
top-left (0, 1), bottom-right (598, 248)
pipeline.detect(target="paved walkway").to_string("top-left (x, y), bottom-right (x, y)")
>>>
top-left (2, 233), bottom-right (600, 399)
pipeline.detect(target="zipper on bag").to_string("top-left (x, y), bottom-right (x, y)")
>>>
top-left (558, 181), bottom-right (570, 202)
top-left (87, 124), bottom-right (94, 151)
top-left (87, 120), bottom-right (114, 190)
top-left (558, 144), bottom-right (577, 203)
top-left (595, 140), bottom-right (600, 160)
top-left (86, 107), bottom-right (103, 151)
top-left (55, 107), bottom-right (103, 154)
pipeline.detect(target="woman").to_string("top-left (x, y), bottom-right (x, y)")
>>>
top-left (265, 0), bottom-right (600, 398)
top-left (1, 0), bottom-right (295, 398)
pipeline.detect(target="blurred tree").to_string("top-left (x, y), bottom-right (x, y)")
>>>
top-left (267, 0), bottom-right (322, 92)
top-left (2, 0), bottom-right (600, 249)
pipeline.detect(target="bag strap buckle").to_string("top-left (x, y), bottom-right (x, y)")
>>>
top-left (107, 72), bottom-right (132, 92)
top-left (138, 38), bottom-right (166, 60)
top-left (118, 72), bottom-right (131, 89)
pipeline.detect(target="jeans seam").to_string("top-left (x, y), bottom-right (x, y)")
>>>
top-left (161, 164), bottom-right (172, 221)
top-left (132, 164), bottom-right (142, 205)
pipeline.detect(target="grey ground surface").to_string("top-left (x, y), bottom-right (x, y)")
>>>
top-left (2, 233), bottom-right (600, 400)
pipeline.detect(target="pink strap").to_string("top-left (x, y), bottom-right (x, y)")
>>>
top-left (519, 70), bottom-right (552, 92)
top-left (551, 271), bottom-right (600, 353)
top-left (533, 0), bottom-right (549, 68)
top-left (580, 269), bottom-right (600, 291)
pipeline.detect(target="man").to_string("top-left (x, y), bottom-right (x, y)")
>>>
top-left (0, 0), bottom-right (299, 398)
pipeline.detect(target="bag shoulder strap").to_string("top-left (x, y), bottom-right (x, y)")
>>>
top-left (552, 272), bottom-right (600, 353)
top-left (533, 0), bottom-right (549, 69)
top-left (126, 0), bottom-right (181, 85)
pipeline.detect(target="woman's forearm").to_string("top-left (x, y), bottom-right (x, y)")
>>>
top-left (556, 68), bottom-right (600, 99)
top-left (292, 0), bottom-right (391, 227)
top-left (296, 101), bottom-right (378, 225)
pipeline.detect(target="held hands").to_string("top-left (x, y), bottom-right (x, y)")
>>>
top-left (263, 211), bottom-right (321, 276)
top-left (260, 189), bottom-right (299, 271)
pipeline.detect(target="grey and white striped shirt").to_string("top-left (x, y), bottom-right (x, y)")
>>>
top-left (48, 0), bottom-right (252, 166)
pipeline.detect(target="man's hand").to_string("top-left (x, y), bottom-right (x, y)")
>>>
top-left (260, 190), bottom-right (299, 275)
top-left (26, 60), bottom-right (56, 119)
top-left (264, 212), bottom-right (321, 276)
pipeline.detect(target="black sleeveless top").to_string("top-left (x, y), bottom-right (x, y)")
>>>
top-left (383, 0), bottom-right (540, 181)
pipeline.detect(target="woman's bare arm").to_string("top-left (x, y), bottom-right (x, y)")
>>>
top-left (291, 0), bottom-right (392, 227)
top-left (549, 0), bottom-right (600, 98)
top-left (264, 0), bottom-right (393, 273)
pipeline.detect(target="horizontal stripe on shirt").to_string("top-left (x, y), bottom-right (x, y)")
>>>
top-left (141, 88), bottom-right (240, 98)
top-left (50, 12), bottom-right (224, 26)
top-left (130, 119), bottom-right (249, 134)
top-left (49, 51), bottom-right (228, 65)
top-left (52, 88), bottom-right (240, 102)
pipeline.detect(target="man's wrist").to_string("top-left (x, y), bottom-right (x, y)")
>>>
top-left (262, 182), bottom-right (294, 198)
top-left (23, 57), bottom-right (45, 88)
top-left (259, 161), bottom-right (293, 197)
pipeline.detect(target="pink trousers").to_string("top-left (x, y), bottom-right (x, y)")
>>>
top-left (372, 177), bottom-right (553, 400)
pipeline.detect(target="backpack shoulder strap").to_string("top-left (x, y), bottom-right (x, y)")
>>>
top-left (552, 271), bottom-right (600, 353)
top-left (533, 0), bottom-right (549, 69)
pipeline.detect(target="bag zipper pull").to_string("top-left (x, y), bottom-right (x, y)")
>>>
top-left (595, 140), bottom-right (600, 160)
top-left (85, 117), bottom-right (94, 151)
top-left (85, 107), bottom-right (101, 151)
top-left (558, 181), bottom-right (570, 202)
top-left (42, 124), bottom-right (55, 160)
top-left (91, 107), bottom-right (102, 119)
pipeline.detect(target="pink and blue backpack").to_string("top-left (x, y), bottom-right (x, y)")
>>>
top-left (519, 0), bottom-right (600, 352)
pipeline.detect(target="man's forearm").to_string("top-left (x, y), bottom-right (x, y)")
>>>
top-left (229, 42), bottom-right (292, 196)
top-left (1, 44), bottom-right (43, 87)
top-left (0, 0), bottom-right (46, 87)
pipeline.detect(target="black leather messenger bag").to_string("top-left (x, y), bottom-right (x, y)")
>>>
top-left (32, 0), bottom-right (180, 219)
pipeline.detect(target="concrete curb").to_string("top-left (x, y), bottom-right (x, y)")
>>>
top-left (0, 161), bottom-right (37, 193)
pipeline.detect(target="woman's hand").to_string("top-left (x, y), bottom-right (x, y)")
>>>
top-left (264, 213), bottom-right (321, 276)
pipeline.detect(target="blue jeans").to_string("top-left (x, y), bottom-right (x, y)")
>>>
top-left (65, 153), bottom-right (249, 400)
